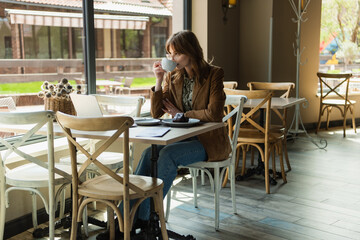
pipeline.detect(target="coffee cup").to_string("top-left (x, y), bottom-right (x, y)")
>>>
top-left (161, 57), bottom-right (177, 72)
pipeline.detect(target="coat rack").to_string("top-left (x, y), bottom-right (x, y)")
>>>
top-left (288, 0), bottom-right (327, 149)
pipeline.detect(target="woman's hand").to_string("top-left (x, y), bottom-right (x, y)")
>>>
top-left (153, 61), bottom-right (166, 92)
top-left (162, 98), bottom-right (181, 117)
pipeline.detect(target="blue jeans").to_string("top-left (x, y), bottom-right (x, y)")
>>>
top-left (134, 138), bottom-right (207, 221)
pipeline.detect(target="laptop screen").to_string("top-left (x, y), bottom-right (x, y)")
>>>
top-left (70, 94), bottom-right (103, 117)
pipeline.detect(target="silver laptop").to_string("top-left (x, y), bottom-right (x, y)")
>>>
top-left (70, 93), bottom-right (103, 117)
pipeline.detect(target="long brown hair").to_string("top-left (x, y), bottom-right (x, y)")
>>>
top-left (165, 30), bottom-right (209, 81)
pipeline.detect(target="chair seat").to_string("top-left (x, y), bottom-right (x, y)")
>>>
top-left (6, 163), bottom-right (72, 187)
top-left (184, 158), bottom-right (230, 168)
top-left (322, 99), bottom-right (356, 105)
top-left (79, 174), bottom-right (163, 201)
top-left (60, 152), bottom-right (123, 170)
top-left (237, 129), bottom-right (284, 143)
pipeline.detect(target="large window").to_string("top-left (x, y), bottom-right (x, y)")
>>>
top-left (319, 0), bottom-right (360, 93)
top-left (0, 2), bottom-right (173, 103)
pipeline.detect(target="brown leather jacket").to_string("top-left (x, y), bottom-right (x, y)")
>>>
top-left (150, 65), bottom-right (231, 162)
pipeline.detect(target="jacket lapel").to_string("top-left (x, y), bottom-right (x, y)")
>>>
top-left (171, 74), bottom-right (184, 111)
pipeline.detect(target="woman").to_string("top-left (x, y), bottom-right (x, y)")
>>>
top-left (135, 30), bottom-right (231, 221)
top-left (97, 30), bottom-right (231, 239)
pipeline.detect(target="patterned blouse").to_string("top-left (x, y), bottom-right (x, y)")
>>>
top-left (182, 74), bottom-right (195, 112)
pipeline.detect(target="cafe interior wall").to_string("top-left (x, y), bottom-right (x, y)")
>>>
top-left (220, 0), bottom-right (359, 125)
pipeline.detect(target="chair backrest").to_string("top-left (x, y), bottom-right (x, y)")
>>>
top-left (223, 81), bottom-right (238, 89)
top-left (224, 95), bottom-right (247, 160)
top-left (0, 97), bottom-right (16, 111)
top-left (94, 94), bottom-right (145, 117)
top-left (224, 88), bottom-right (273, 136)
top-left (317, 72), bottom-right (353, 105)
top-left (124, 77), bottom-right (134, 88)
top-left (247, 82), bottom-right (294, 98)
top-left (247, 82), bottom-right (294, 127)
top-left (0, 110), bottom-right (72, 181)
top-left (55, 112), bottom-right (143, 198)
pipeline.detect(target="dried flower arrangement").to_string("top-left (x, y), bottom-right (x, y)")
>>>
top-left (38, 78), bottom-right (81, 115)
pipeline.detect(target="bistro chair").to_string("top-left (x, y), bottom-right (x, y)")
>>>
top-left (0, 111), bottom-right (72, 240)
top-left (165, 94), bottom-right (247, 230)
top-left (223, 81), bottom-right (238, 89)
top-left (60, 95), bottom-right (146, 174)
top-left (56, 112), bottom-right (168, 240)
top-left (247, 82), bottom-right (295, 171)
top-left (59, 94), bottom-right (146, 236)
top-left (316, 72), bottom-right (356, 137)
top-left (223, 89), bottom-right (287, 194)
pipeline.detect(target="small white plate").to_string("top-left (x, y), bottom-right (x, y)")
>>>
top-left (135, 118), bottom-right (161, 126)
top-left (162, 118), bottom-right (200, 127)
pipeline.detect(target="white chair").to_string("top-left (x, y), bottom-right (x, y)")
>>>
top-left (0, 97), bottom-right (16, 111)
top-left (0, 111), bottom-right (72, 240)
top-left (165, 94), bottom-right (247, 230)
top-left (60, 95), bottom-right (146, 173)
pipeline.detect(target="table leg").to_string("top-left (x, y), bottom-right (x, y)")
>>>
top-left (134, 144), bottom-right (195, 240)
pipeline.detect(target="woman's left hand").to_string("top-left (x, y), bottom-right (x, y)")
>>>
top-left (162, 98), bottom-right (181, 117)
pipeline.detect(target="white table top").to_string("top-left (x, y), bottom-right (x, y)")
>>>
top-left (244, 97), bottom-right (306, 109)
top-left (0, 121), bottom-right (224, 146)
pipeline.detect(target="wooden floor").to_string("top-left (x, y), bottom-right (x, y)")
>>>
top-left (9, 127), bottom-right (360, 240)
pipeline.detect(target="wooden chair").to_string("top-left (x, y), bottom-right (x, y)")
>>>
top-left (247, 82), bottom-right (295, 171)
top-left (316, 72), bottom-right (356, 137)
top-left (223, 81), bottom-right (238, 89)
top-left (223, 89), bottom-right (287, 194)
top-left (55, 112), bottom-right (168, 240)
top-left (0, 111), bottom-right (72, 240)
top-left (165, 94), bottom-right (247, 230)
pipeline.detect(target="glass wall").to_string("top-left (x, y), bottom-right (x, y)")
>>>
top-left (0, 2), bottom-right (173, 104)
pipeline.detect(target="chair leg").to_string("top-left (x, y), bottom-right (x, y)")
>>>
top-left (350, 106), bottom-right (357, 133)
top-left (250, 146), bottom-right (255, 166)
top-left (83, 204), bottom-right (89, 237)
top-left (271, 145), bottom-right (276, 179)
top-left (201, 170), bottom-right (205, 186)
top-left (283, 137), bottom-right (291, 171)
top-left (165, 190), bottom-right (171, 222)
top-left (277, 143), bottom-right (287, 183)
top-left (190, 168), bottom-right (198, 208)
top-left (229, 164), bottom-right (237, 214)
top-left (59, 189), bottom-right (66, 219)
top-left (316, 106), bottom-right (323, 134)
top-left (326, 107), bottom-right (331, 130)
top-left (241, 145), bottom-right (247, 176)
top-left (264, 147), bottom-right (270, 194)
top-left (31, 192), bottom-right (38, 228)
top-left (108, 209), bottom-right (115, 240)
top-left (153, 188), bottom-right (169, 240)
top-left (214, 167), bottom-right (220, 231)
top-left (343, 107), bottom-right (348, 137)
top-left (70, 196), bottom-right (79, 240)
top-left (0, 184), bottom-right (6, 239)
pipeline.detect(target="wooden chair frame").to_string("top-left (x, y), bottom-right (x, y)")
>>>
top-left (56, 112), bottom-right (168, 240)
top-left (247, 82), bottom-right (295, 171)
top-left (316, 72), bottom-right (356, 137)
top-left (223, 89), bottom-right (287, 194)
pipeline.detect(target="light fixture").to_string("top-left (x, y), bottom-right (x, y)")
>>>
top-left (222, 0), bottom-right (236, 23)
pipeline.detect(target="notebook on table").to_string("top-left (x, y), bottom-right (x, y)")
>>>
top-left (70, 94), bottom-right (103, 117)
